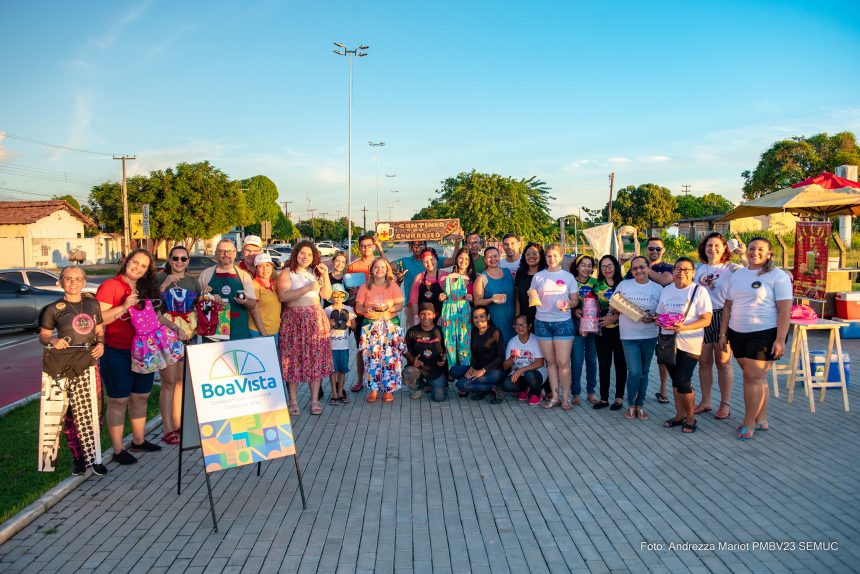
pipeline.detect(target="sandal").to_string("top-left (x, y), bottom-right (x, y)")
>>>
top-left (624, 406), bottom-right (637, 419)
top-left (350, 382), bottom-right (364, 393)
top-left (754, 423), bottom-right (769, 431)
top-left (636, 407), bottom-right (649, 420)
top-left (694, 404), bottom-right (712, 414)
top-left (289, 402), bottom-right (300, 416)
top-left (586, 394), bottom-right (598, 405)
top-left (572, 396), bottom-right (581, 406)
top-left (715, 402), bottom-right (731, 420)
top-left (663, 418), bottom-right (685, 428)
top-left (329, 397), bottom-right (340, 406)
top-left (162, 430), bottom-right (180, 445)
top-left (737, 426), bottom-right (754, 441)
top-left (339, 394), bottom-right (351, 404)
top-left (541, 398), bottom-right (560, 410)
top-left (561, 400), bottom-right (572, 411)
top-left (310, 402), bottom-right (322, 415)
top-left (682, 421), bottom-right (698, 433)
top-left (655, 393), bottom-right (670, 404)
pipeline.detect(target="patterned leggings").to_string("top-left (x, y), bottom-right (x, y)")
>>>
top-left (39, 366), bottom-right (102, 471)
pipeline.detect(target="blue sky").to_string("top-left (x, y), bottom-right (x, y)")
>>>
top-left (1, 0), bottom-right (859, 224)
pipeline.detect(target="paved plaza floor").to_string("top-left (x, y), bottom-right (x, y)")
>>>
top-left (1, 335), bottom-right (859, 573)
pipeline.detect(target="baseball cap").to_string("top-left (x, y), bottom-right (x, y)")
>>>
top-left (243, 235), bottom-right (263, 248)
top-left (254, 253), bottom-right (273, 266)
top-left (418, 302), bottom-right (436, 314)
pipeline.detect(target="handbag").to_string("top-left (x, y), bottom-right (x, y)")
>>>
top-left (655, 286), bottom-right (698, 367)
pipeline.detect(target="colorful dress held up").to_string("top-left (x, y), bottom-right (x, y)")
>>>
top-left (128, 301), bottom-right (184, 374)
top-left (440, 273), bottom-right (472, 367)
top-left (360, 319), bottom-right (406, 392)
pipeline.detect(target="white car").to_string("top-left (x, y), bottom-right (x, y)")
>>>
top-left (0, 268), bottom-right (99, 294)
top-left (315, 241), bottom-right (338, 257)
top-left (264, 248), bottom-right (288, 269)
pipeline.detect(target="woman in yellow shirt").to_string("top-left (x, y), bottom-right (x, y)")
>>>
top-left (249, 254), bottom-right (282, 345)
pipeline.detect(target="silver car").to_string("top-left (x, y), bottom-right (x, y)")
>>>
top-left (0, 277), bottom-right (61, 329)
top-left (0, 268), bottom-right (99, 294)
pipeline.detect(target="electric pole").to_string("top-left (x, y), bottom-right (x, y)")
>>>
top-left (608, 172), bottom-right (615, 225)
top-left (361, 205), bottom-right (368, 233)
top-left (283, 200), bottom-right (293, 221)
top-left (308, 208), bottom-right (317, 241)
top-left (113, 155), bottom-right (135, 255)
top-left (682, 184), bottom-right (691, 195)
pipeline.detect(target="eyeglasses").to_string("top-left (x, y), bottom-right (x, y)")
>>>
top-left (62, 277), bottom-right (84, 283)
top-left (647, 246), bottom-right (663, 252)
top-left (513, 322), bottom-right (528, 328)
top-left (217, 249), bottom-right (236, 255)
top-left (171, 256), bottom-right (189, 262)
top-left (674, 267), bottom-right (694, 273)
top-left (600, 264), bottom-right (615, 269)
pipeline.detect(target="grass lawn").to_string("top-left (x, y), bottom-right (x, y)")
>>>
top-left (0, 387), bottom-right (161, 524)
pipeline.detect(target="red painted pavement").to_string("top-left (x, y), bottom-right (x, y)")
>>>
top-left (0, 338), bottom-right (43, 409)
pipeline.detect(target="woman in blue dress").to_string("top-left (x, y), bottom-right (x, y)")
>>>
top-left (473, 246), bottom-right (515, 344)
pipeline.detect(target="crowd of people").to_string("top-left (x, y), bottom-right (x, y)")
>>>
top-left (38, 230), bottom-right (793, 476)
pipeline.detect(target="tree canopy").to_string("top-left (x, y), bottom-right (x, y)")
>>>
top-left (675, 193), bottom-right (735, 219)
top-left (741, 132), bottom-right (860, 200)
top-left (87, 161), bottom-right (251, 247)
top-left (601, 183), bottom-right (677, 230)
top-left (413, 170), bottom-right (556, 241)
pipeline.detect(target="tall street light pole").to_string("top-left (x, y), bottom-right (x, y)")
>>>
top-left (333, 42), bottom-right (369, 262)
top-left (389, 190), bottom-right (399, 221)
top-left (369, 141), bottom-right (385, 225)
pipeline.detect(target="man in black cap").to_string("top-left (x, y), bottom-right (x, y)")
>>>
top-left (402, 303), bottom-right (448, 402)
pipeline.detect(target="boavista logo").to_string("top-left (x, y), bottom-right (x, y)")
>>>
top-left (203, 350), bottom-right (277, 398)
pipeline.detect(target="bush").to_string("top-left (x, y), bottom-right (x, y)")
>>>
top-left (659, 231), bottom-right (696, 260)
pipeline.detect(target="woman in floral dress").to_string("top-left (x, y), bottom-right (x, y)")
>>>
top-left (355, 258), bottom-right (406, 403)
top-left (439, 247), bottom-right (474, 368)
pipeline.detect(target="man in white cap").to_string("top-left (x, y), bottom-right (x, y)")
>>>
top-left (238, 235), bottom-right (264, 277)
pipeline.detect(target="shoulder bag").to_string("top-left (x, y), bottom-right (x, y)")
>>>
top-left (655, 285), bottom-right (699, 367)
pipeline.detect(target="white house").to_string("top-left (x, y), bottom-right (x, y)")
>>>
top-left (0, 200), bottom-right (121, 268)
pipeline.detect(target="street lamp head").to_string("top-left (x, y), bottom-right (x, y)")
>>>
top-left (358, 45), bottom-right (369, 50)
top-left (334, 42), bottom-right (346, 48)
top-left (357, 52), bottom-right (368, 57)
top-left (333, 49), bottom-right (344, 55)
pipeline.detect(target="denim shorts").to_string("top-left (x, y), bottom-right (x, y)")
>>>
top-left (101, 345), bottom-right (155, 399)
top-left (332, 349), bottom-right (350, 373)
top-left (534, 318), bottom-right (575, 341)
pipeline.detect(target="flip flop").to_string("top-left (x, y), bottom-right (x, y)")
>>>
top-left (754, 423), bottom-right (769, 431)
top-left (350, 382), bottom-right (364, 393)
top-left (663, 418), bottom-right (685, 428)
top-left (682, 421), bottom-right (698, 433)
top-left (715, 402), bottom-right (731, 420)
top-left (737, 426), bottom-right (754, 441)
top-left (694, 405), bottom-right (712, 414)
top-left (655, 393), bottom-right (670, 404)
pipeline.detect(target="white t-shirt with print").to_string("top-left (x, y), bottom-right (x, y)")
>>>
top-left (530, 269), bottom-right (577, 322)
top-left (324, 305), bottom-right (356, 350)
top-left (727, 267), bottom-right (793, 332)
top-left (505, 334), bottom-right (548, 380)
top-left (693, 262), bottom-right (741, 310)
top-left (656, 283), bottom-right (713, 355)
top-left (499, 257), bottom-right (521, 275)
top-left (614, 279), bottom-right (663, 340)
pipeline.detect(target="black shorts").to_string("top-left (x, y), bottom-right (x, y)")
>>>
top-left (727, 327), bottom-right (777, 362)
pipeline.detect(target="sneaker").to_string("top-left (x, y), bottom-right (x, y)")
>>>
top-left (518, 391), bottom-right (528, 401)
top-left (72, 459), bottom-right (86, 476)
top-left (130, 440), bottom-right (162, 453)
top-left (91, 463), bottom-right (108, 476)
top-left (489, 391), bottom-right (505, 405)
top-left (114, 450), bottom-right (138, 465)
top-left (528, 395), bottom-right (541, 406)
top-left (593, 401), bottom-right (610, 410)
top-left (470, 391), bottom-right (487, 401)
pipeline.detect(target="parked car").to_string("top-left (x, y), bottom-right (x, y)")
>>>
top-left (0, 268), bottom-right (98, 294)
top-left (185, 256), bottom-right (218, 276)
top-left (0, 277), bottom-right (61, 330)
top-left (315, 241), bottom-right (337, 257)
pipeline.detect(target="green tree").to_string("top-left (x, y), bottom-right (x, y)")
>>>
top-left (741, 132), bottom-right (860, 200)
top-left (675, 193), bottom-right (735, 219)
top-left (239, 175), bottom-right (281, 226)
top-left (413, 170), bottom-right (556, 242)
top-left (273, 211), bottom-right (300, 242)
top-left (52, 194), bottom-right (81, 211)
top-left (602, 184), bottom-right (677, 231)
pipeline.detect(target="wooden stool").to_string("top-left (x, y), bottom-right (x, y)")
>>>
top-left (786, 319), bottom-right (850, 413)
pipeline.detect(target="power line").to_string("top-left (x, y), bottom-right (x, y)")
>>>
top-left (0, 163), bottom-right (109, 186)
top-left (0, 185), bottom-right (89, 201)
top-left (1, 131), bottom-right (115, 156)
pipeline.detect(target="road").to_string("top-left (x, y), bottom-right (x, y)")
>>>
top-left (0, 334), bottom-right (42, 409)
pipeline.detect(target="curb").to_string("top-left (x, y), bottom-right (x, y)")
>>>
top-left (0, 415), bottom-right (163, 546)
top-left (0, 392), bottom-right (40, 418)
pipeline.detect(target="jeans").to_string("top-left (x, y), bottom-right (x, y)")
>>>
top-left (451, 364), bottom-right (506, 393)
top-left (571, 333), bottom-right (597, 396)
top-left (402, 366), bottom-right (449, 402)
top-left (621, 337), bottom-right (657, 407)
top-left (500, 370), bottom-right (544, 397)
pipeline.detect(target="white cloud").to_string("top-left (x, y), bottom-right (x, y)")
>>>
top-left (50, 92), bottom-right (98, 160)
top-left (89, 1), bottom-right (151, 50)
top-left (607, 156), bottom-right (631, 163)
top-left (563, 158), bottom-right (601, 172)
top-left (0, 132), bottom-right (10, 160)
top-left (640, 155), bottom-right (671, 163)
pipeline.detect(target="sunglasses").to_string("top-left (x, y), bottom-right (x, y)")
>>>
top-left (171, 256), bottom-right (189, 262)
top-left (647, 246), bottom-right (663, 252)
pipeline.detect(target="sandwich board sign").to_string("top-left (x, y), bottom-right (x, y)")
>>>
top-left (178, 337), bottom-right (306, 531)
